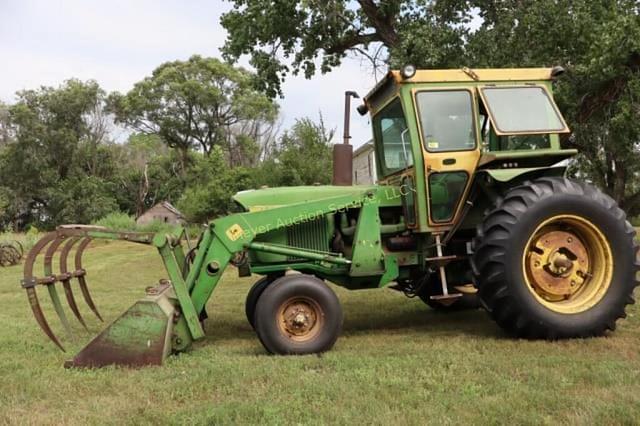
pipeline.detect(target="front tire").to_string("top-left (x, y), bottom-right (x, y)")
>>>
top-left (254, 274), bottom-right (343, 355)
top-left (245, 275), bottom-right (281, 329)
top-left (472, 177), bottom-right (639, 339)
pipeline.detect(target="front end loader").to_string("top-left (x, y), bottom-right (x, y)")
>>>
top-left (21, 66), bottom-right (640, 367)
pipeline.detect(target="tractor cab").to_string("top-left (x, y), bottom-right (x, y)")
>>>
top-left (361, 66), bottom-right (575, 233)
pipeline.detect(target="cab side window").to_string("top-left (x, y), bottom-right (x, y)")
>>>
top-left (373, 98), bottom-right (413, 176)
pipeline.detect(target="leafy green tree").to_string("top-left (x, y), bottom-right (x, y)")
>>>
top-left (109, 133), bottom-right (170, 217)
top-left (258, 117), bottom-right (334, 187)
top-left (0, 182), bottom-right (18, 231)
top-left (0, 79), bottom-right (119, 229)
top-left (177, 147), bottom-right (256, 222)
top-left (109, 55), bottom-right (278, 170)
top-left (222, 0), bottom-right (472, 96)
top-left (137, 150), bottom-right (190, 214)
top-left (46, 176), bottom-right (119, 225)
top-left (177, 117), bottom-right (333, 222)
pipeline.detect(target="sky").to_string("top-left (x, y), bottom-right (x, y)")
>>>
top-left (0, 0), bottom-right (377, 148)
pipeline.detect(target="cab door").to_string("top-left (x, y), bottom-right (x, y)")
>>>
top-left (372, 97), bottom-right (420, 229)
top-left (412, 88), bottom-right (481, 226)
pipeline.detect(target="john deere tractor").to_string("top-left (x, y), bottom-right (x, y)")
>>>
top-left (21, 66), bottom-right (639, 367)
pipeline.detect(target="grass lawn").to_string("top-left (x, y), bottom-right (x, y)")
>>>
top-left (1, 240), bottom-right (639, 425)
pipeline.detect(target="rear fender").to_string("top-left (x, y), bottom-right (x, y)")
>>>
top-left (459, 166), bottom-right (568, 231)
top-left (479, 166), bottom-right (567, 186)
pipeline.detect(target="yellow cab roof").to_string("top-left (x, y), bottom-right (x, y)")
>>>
top-left (364, 67), bottom-right (556, 103)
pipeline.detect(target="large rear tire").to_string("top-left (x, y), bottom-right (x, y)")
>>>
top-left (255, 274), bottom-right (342, 355)
top-left (472, 177), bottom-right (639, 339)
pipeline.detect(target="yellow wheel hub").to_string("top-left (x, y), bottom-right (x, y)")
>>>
top-left (523, 215), bottom-right (613, 314)
top-left (277, 297), bottom-right (324, 342)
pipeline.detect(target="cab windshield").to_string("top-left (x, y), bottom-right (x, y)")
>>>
top-left (416, 90), bottom-right (476, 152)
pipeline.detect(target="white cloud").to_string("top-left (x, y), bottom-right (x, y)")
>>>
top-left (0, 0), bottom-right (378, 146)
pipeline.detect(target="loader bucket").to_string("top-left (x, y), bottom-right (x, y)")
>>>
top-left (19, 225), bottom-right (194, 367)
top-left (65, 283), bottom-right (189, 368)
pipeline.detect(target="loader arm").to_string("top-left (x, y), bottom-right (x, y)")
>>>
top-left (185, 188), bottom-right (385, 314)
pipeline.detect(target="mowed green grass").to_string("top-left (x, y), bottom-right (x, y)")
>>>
top-left (1, 240), bottom-right (640, 425)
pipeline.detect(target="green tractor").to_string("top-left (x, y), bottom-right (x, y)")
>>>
top-left (22, 66), bottom-right (639, 367)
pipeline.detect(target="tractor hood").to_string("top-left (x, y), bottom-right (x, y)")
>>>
top-left (233, 185), bottom-right (400, 211)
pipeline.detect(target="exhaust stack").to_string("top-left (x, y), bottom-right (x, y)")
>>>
top-left (333, 91), bottom-right (359, 186)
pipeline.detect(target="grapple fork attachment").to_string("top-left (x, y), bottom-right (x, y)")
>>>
top-left (20, 226), bottom-right (154, 354)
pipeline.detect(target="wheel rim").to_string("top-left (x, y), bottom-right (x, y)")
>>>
top-left (276, 296), bottom-right (324, 342)
top-left (523, 215), bottom-right (613, 314)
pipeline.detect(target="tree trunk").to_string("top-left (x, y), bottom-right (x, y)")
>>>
top-left (135, 164), bottom-right (149, 218)
top-left (613, 160), bottom-right (626, 207)
top-left (178, 146), bottom-right (189, 175)
top-left (357, 0), bottom-right (400, 48)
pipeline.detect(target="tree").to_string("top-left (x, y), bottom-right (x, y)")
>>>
top-left (0, 79), bottom-right (119, 229)
top-left (109, 55), bottom-right (278, 170)
top-left (226, 118), bottom-right (281, 167)
top-left (177, 147), bottom-right (257, 222)
top-left (257, 117), bottom-right (334, 187)
top-left (46, 176), bottom-right (119, 225)
top-left (177, 117), bottom-right (334, 223)
top-left (109, 133), bottom-right (169, 217)
top-left (221, 0), bottom-right (467, 97)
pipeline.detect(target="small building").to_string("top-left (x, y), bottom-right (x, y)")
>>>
top-left (136, 201), bottom-right (184, 225)
top-left (352, 141), bottom-right (377, 185)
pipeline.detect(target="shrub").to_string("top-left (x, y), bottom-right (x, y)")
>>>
top-left (136, 220), bottom-right (179, 234)
top-left (94, 212), bottom-right (182, 235)
top-left (94, 212), bottom-right (137, 231)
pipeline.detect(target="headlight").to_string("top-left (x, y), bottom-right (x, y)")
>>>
top-left (401, 64), bottom-right (417, 79)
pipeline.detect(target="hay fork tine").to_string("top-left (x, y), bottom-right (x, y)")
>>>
top-left (74, 237), bottom-right (103, 322)
top-left (43, 235), bottom-right (74, 338)
top-left (59, 237), bottom-right (88, 331)
top-left (21, 232), bottom-right (65, 351)
top-left (25, 287), bottom-right (65, 351)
